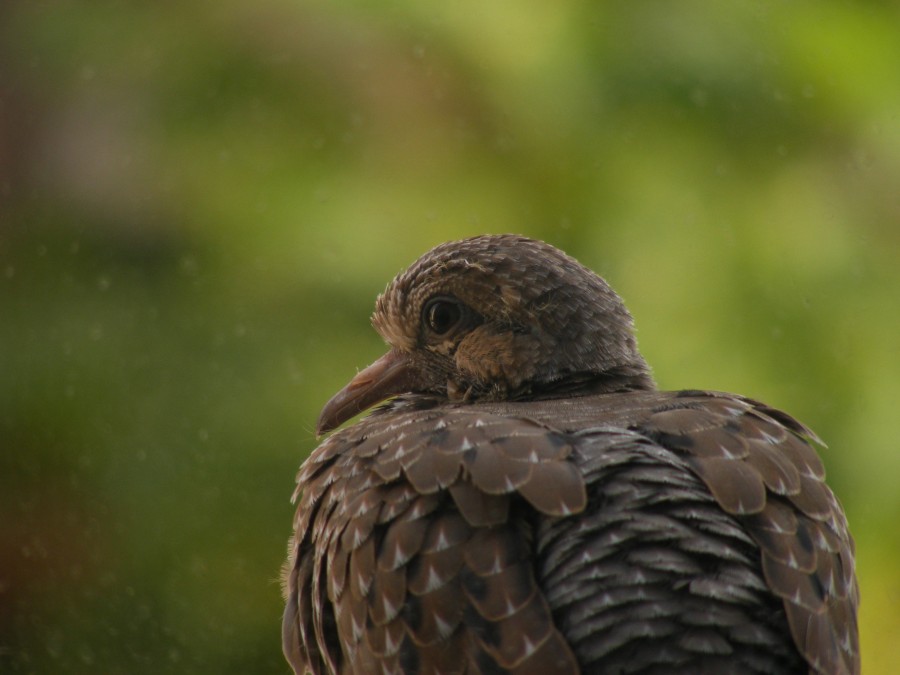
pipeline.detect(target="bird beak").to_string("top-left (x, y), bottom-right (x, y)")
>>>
top-left (316, 349), bottom-right (417, 435)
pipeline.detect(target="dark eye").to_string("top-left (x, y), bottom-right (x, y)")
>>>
top-left (423, 298), bottom-right (463, 336)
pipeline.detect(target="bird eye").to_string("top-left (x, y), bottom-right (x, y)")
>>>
top-left (423, 298), bottom-right (463, 336)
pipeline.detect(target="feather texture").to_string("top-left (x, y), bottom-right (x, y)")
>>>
top-left (282, 235), bottom-right (858, 674)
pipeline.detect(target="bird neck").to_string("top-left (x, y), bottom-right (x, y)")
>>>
top-left (375, 364), bottom-right (656, 417)
top-left (507, 364), bottom-right (657, 402)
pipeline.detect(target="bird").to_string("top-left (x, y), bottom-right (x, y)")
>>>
top-left (281, 234), bottom-right (859, 675)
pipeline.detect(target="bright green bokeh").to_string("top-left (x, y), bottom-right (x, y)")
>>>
top-left (2, 1), bottom-right (898, 672)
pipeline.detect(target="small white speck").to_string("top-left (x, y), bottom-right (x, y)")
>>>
top-left (424, 566), bottom-right (443, 592)
top-left (522, 635), bottom-right (537, 657)
top-left (760, 430), bottom-right (781, 444)
top-left (382, 595), bottom-right (398, 621)
top-left (434, 613), bottom-right (454, 638)
top-left (718, 444), bottom-right (740, 459)
top-left (351, 612), bottom-right (365, 640)
top-left (384, 623), bottom-right (401, 653)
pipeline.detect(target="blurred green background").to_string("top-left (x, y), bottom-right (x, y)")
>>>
top-left (2, 1), bottom-right (898, 673)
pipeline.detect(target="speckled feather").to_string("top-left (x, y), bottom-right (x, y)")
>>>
top-left (285, 410), bottom-right (584, 674)
top-left (282, 235), bottom-right (858, 675)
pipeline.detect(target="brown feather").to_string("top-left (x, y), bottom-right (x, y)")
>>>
top-left (462, 526), bottom-right (529, 576)
top-left (463, 560), bottom-right (537, 620)
top-left (743, 439), bottom-right (802, 496)
top-left (404, 581), bottom-right (465, 646)
top-left (407, 544), bottom-right (465, 596)
top-left (687, 456), bottom-right (767, 515)
top-left (472, 591), bottom-right (562, 669)
top-left (369, 566), bottom-right (407, 625)
top-left (377, 517), bottom-right (428, 571)
top-left (448, 481), bottom-right (510, 526)
top-left (283, 236), bottom-right (857, 675)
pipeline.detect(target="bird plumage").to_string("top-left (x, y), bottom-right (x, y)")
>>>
top-left (282, 235), bottom-right (858, 674)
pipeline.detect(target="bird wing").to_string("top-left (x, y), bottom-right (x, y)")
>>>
top-left (284, 390), bottom-right (859, 675)
top-left (475, 389), bottom-right (859, 675)
top-left (283, 408), bottom-right (588, 674)
top-left (635, 391), bottom-right (860, 675)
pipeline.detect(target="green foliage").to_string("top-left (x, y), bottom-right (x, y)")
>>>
top-left (2, 0), bottom-right (898, 672)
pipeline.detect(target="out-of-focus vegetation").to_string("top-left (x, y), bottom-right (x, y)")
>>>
top-left (1, 1), bottom-right (898, 672)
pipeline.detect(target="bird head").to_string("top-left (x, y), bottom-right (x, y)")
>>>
top-left (316, 234), bottom-right (653, 434)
